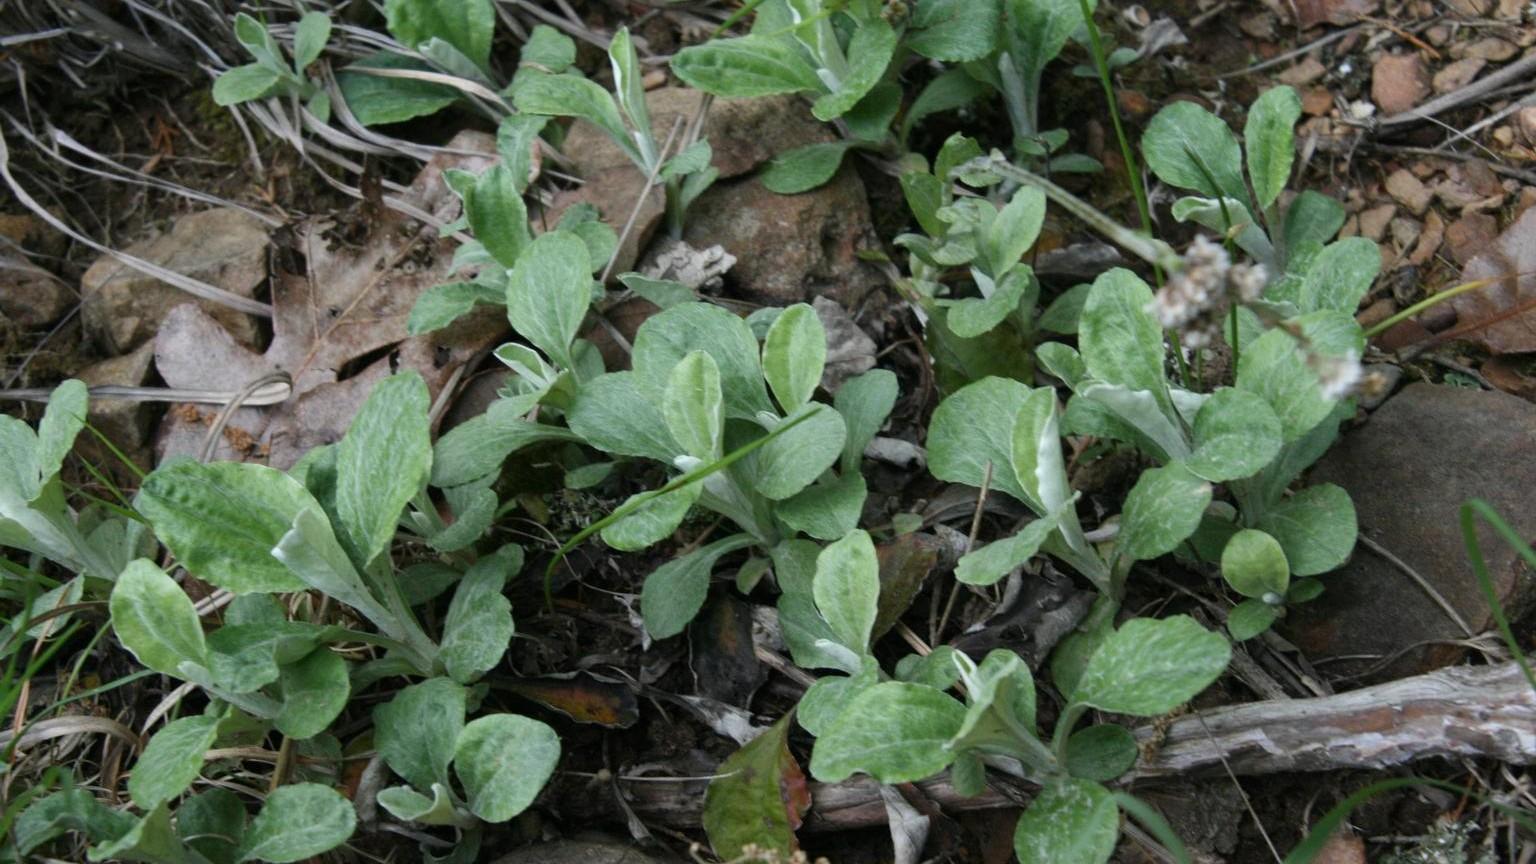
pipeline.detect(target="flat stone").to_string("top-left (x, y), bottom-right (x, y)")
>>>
top-left (0, 259), bottom-right (73, 329)
top-left (1432, 57), bottom-right (1485, 94)
top-left (682, 168), bottom-right (882, 307)
top-left (1285, 383), bottom-right (1536, 680)
top-left (80, 208), bottom-right (268, 355)
top-left (551, 87), bottom-right (838, 279)
top-left (1279, 57), bottom-right (1328, 87)
top-left (1371, 53), bottom-right (1431, 116)
top-left (1358, 203), bottom-right (1396, 241)
top-left (1460, 37), bottom-right (1518, 61)
top-left (1384, 168), bottom-right (1432, 215)
top-left (490, 839), bottom-right (673, 864)
top-left (560, 87), bottom-right (833, 181)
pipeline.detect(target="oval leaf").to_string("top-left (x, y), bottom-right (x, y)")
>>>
top-left (762, 304), bottom-right (827, 413)
top-left (808, 682), bottom-right (966, 783)
top-left (454, 714), bottom-right (561, 822)
top-left (1071, 615), bottom-right (1231, 717)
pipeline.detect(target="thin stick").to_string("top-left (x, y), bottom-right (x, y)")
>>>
top-left (935, 461), bottom-right (992, 643)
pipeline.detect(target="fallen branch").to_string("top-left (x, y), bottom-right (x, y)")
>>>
top-left (565, 662), bottom-right (1536, 831)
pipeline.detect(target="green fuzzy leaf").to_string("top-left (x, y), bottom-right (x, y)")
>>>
top-left (1118, 462), bottom-right (1212, 562)
top-left (36, 379), bottom-right (87, 488)
top-left (1236, 310), bottom-right (1362, 442)
top-left (1009, 385), bottom-right (1072, 515)
top-left (945, 266), bottom-right (1033, 338)
top-left (87, 804), bottom-right (184, 864)
top-left (833, 368), bottom-right (897, 473)
top-left (110, 559), bottom-right (208, 677)
top-left (776, 472), bottom-right (866, 541)
top-left (797, 656), bottom-right (879, 736)
top-left (177, 788), bottom-right (246, 864)
top-left (955, 515), bottom-right (1056, 585)
top-left (1220, 528), bottom-right (1290, 599)
top-left (129, 713), bottom-right (220, 809)
top-left (901, 170), bottom-right (946, 237)
top-left (466, 165), bottom-right (531, 269)
top-left (377, 784), bottom-right (463, 826)
top-left (1142, 100), bottom-right (1248, 205)
top-left (407, 281), bottom-right (502, 335)
top-left (1293, 237), bottom-right (1381, 316)
top-left (928, 376), bottom-right (1033, 505)
top-left (567, 372), bottom-right (679, 464)
top-left (292, 12), bottom-right (331, 70)
top-left (908, 0), bottom-right (1002, 61)
top-left (664, 350), bottom-right (725, 460)
top-left (1187, 387), bottom-right (1283, 482)
top-left (274, 647), bottom-right (349, 739)
top-left (431, 410), bottom-right (581, 488)
top-left (237, 784), bottom-right (356, 863)
top-left (1244, 85), bottom-right (1302, 210)
top-left (1282, 190), bottom-right (1346, 263)
top-left (812, 529), bottom-right (880, 653)
top-left (986, 187), bottom-right (1046, 276)
top-left (951, 649), bottom-right (1037, 751)
top-left (440, 549), bottom-right (517, 683)
top-left (1064, 725), bottom-right (1137, 782)
top-left (642, 534), bottom-right (756, 640)
top-left (383, 0), bottom-right (493, 68)
top-left (809, 682), bottom-right (966, 783)
top-left (454, 714), bottom-right (561, 822)
top-left (1013, 779), bottom-right (1119, 864)
top-left (213, 64), bottom-right (282, 106)
top-left (374, 678), bottom-right (466, 791)
top-left (337, 52), bottom-right (460, 126)
top-left (1257, 483), bottom-right (1356, 576)
top-left (514, 73), bottom-right (634, 162)
top-left (1227, 598), bottom-right (1281, 641)
top-left (138, 461), bottom-right (318, 594)
top-left (672, 32), bottom-right (821, 97)
top-left (619, 273), bottom-right (694, 309)
top-left (608, 27), bottom-right (650, 147)
top-left (272, 508), bottom-right (394, 636)
top-left (1007, 0), bottom-right (1096, 118)
top-left (506, 231), bottom-right (592, 371)
top-left (762, 304), bottom-right (827, 413)
top-left (336, 372), bottom-right (431, 568)
top-left (633, 303), bottom-right (773, 420)
top-left (518, 25), bottom-right (576, 73)
top-left (1079, 269), bottom-right (1168, 400)
top-left (14, 789), bottom-right (135, 857)
top-left (811, 20), bottom-right (898, 121)
top-left (900, 67), bottom-right (987, 143)
top-left (740, 403), bottom-right (846, 501)
top-left (1071, 615), bottom-right (1231, 716)
top-left (762, 141), bottom-right (853, 194)
top-left (702, 714), bottom-right (808, 859)
top-left (600, 482), bottom-right (702, 551)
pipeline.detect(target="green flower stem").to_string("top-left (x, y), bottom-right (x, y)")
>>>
top-left (1362, 277), bottom-right (1493, 340)
top-left (542, 406), bottom-right (822, 607)
top-left (965, 155), bottom-right (1181, 274)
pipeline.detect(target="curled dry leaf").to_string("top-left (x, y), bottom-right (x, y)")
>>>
top-left (1454, 206), bottom-right (1536, 353)
top-left (153, 131), bottom-right (507, 467)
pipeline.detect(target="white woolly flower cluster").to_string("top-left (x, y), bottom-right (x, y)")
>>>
top-left (1310, 350), bottom-right (1364, 400)
top-left (1148, 235), bottom-right (1267, 349)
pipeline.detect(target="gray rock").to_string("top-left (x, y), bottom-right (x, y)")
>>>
top-left (683, 168), bottom-right (882, 307)
top-left (80, 208), bottom-right (268, 355)
top-left (0, 257), bottom-right (73, 328)
top-left (1284, 383), bottom-right (1536, 679)
top-left (489, 839), bottom-right (673, 864)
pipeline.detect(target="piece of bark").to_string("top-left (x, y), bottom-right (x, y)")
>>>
top-left (563, 663), bottom-right (1536, 830)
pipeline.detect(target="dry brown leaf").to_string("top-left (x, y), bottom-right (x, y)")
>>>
top-left (153, 131), bottom-right (506, 467)
top-left (1453, 206), bottom-right (1536, 353)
